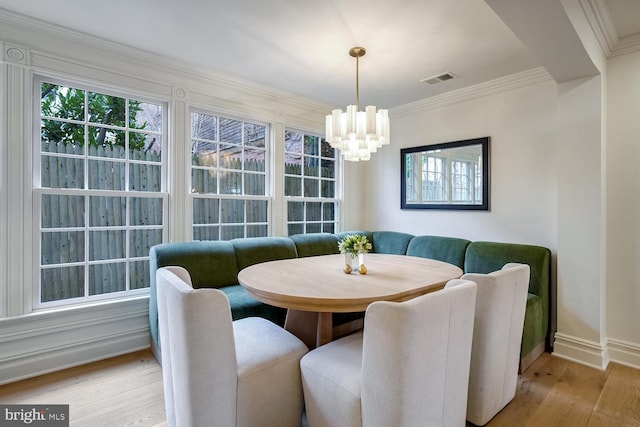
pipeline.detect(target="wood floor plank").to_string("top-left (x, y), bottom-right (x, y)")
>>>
top-left (7, 365), bottom-right (161, 409)
top-left (40, 365), bottom-right (161, 410)
top-left (0, 351), bottom-right (155, 401)
top-left (71, 389), bottom-right (166, 427)
top-left (522, 359), bottom-right (610, 427)
top-left (593, 363), bottom-right (640, 425)
top-left (1, 349), bottom-right (639, 427)
top-left (472, 352), bottom-right (567, 426)
top-left (586, 412), bottom-right (640, 427)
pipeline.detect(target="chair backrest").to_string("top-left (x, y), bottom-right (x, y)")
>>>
top-left (461, 263), bottom-right (530, 426)
top-left (149, 241), bottom-right (239, 353)
top-left (361, 279), bottom-right (477, 427)
top-left (156, 266), bottom-right (238, 427)
top-left (463, 241), bottom-right (550, 358)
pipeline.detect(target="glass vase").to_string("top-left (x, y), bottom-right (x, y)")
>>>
top-left (343, 253), bottom-right (354, 274)
top-left (358, 252), bottom-right (367, 274)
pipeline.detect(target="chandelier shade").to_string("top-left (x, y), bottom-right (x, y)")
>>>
top-left (325, 47), bottom-right (390, 162)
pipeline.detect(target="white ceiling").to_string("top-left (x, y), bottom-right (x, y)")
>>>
top-left (0, 0), bottom-right (637, 109)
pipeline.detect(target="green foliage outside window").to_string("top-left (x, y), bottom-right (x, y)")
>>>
top-left (40, 83), bottom-right (148, 150)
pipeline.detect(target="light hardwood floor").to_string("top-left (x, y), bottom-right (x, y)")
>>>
top-left (0, 350), bottom-right (639, 426)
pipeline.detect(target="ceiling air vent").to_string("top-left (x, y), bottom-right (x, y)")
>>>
top-left (420, 71), bottom-right (457, 85)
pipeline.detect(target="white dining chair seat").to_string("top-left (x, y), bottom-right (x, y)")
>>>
top-left (157, 266), bottom-right (308, 427)
top-left (301, 279), bottom-right (478, 427)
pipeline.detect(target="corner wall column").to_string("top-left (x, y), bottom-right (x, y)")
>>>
top-left (1, 42), bottom-right (32, 317)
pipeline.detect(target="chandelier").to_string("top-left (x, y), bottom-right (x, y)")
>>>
top-left (325, 47), bottom-right (390, 162)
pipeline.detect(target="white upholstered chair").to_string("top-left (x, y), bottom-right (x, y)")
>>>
top-left (300, 279), bottom-right (477, 427)
top-left (461, 263), bottom-right (530, 426)
top-left (156, 266), bottom-right (309, 427)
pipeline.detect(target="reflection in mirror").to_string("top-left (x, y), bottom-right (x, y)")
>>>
top-left (401, 137), bottom-right (489, 210)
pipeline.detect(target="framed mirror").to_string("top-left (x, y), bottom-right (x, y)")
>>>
top-left (401, 137), bottom-right (489, 210)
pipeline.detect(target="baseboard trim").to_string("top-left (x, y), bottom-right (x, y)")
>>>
top-left (0, 330), bottom-right (149, 385)
top-left (0, 297), bottom-right (151, 385)
top-left (552, 332), bottom-right (608, 370)
top-left (607, 338), bottom-right (640, 369)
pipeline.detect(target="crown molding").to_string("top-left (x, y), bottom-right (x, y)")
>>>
top-left (611, 33), bottom-right (640, 57)
top-left (581, 0), bottom-right (617, 57)
top-left (391, 67), bottom-right (552, 117)
top-left (580, 0), bottom-right (640, 58)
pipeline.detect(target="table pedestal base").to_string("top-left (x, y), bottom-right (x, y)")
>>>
top-left (284, 310), bottom-right (332, 349)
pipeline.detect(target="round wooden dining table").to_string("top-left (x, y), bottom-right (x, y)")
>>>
top-left (238, 253), bottom-right (463, 348)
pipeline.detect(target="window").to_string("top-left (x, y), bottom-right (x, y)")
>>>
top-left (450, 160), bottom-right (471, 202)
top-left (191, 110), bottom-right (269, 240)
top-left (422, 156), bottom-right (445, 201)
top-left (284, 130), bottom-right (339, 235)
top-left (35, 78), bottom-right (167, 306)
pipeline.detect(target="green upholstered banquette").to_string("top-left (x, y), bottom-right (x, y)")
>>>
top-left (149, 231), bottom-right (551, 370)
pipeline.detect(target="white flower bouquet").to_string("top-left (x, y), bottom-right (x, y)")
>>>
top-left (338, 234), bottom-right (372, 258)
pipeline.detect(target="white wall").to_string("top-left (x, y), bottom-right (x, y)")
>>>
top-left (360, 71), bottom-right (558, 249)
top-left (553, 75), bottom-right (606, 368)
top-left (606, 50), bottom-right (640, 368)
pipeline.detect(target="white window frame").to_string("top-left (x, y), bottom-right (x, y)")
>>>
top-left (32, 75), bottom-right (169, 309)
top-left (450, 159), bottom-right (472, 202)
top-left (422, 155), bottom-right (446, 202)
top-left (190, 108), bottom-right (272, 240)
top-left (284, 128), bottom-right (340, 235)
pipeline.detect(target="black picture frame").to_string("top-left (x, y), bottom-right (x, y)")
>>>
top-left (400, 137), bottom-right (490, 210)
